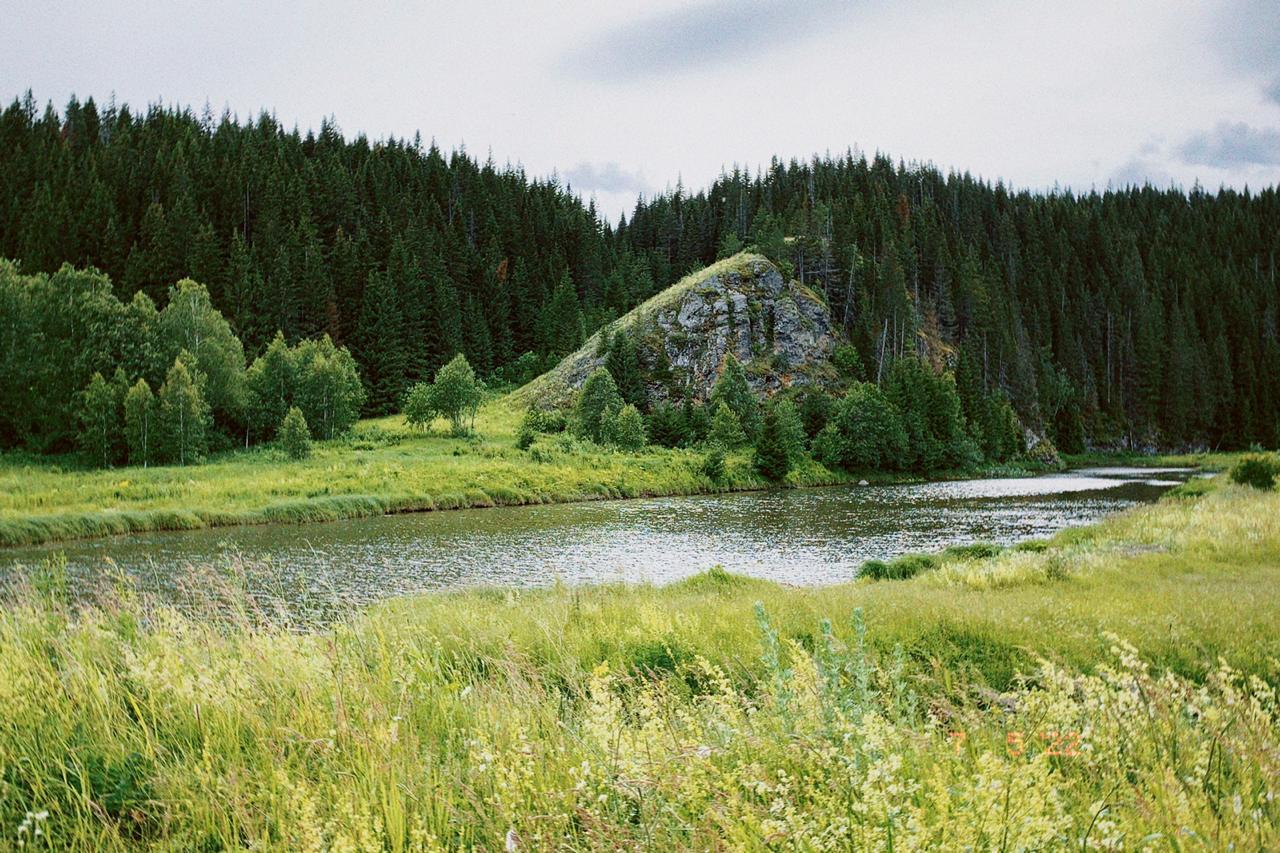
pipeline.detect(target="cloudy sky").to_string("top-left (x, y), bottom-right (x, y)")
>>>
top-left (2, 0), bottom-right (1277, 220)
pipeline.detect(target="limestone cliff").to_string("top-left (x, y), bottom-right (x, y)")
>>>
top-left (515, 253), bottom-right (839, 407)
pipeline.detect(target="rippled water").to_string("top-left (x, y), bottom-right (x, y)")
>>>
top-left (0, 467), bottom-right (1196, 615)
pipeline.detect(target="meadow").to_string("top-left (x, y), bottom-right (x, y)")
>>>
top-left (0, 398), bottom-right (862, 548)
top-left (0, 475), bottom-right (1277, 849)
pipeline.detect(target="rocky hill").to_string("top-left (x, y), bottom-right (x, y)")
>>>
top-left (514, 253), bottom-right (840, 407)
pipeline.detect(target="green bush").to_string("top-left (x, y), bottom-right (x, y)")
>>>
top-left (279, 406), bottom-right (312, 460)
top-left (1230, 454), bottom-right (1280, 490)
top-left (860, 552), bottom-right (938, 581)
top-left (700, 448), bottom-right (726, 483)
top-left (943, 541), bottom-right (1005, 560)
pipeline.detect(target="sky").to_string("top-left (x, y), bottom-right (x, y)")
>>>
top-left (2, 0), bottom-right (1278, 221)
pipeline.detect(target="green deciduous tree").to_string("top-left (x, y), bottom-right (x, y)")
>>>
top-left (813, 382), bottom-right (908, 472)
top-left (884, 358), bottom-right (971, 472)
top-left (155, 279), bottom-right (246, 433)
top-left (123, 378), bottom-right (155, 467)
top-left (294, 335), bottom-right (365, 440)
top-left (610, 403), bottom-right (647, 450)
top-left (245, 332), bottom-right (295, 443)
top-left (78, 370), bottom-right (125, 467)
top-left (414, 354), bottom-right (484, 436)
top-left (157, 352), bottom-right (210, 466)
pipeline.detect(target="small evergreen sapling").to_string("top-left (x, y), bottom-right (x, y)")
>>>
top-left (279, 406), bottom-right (312, 459)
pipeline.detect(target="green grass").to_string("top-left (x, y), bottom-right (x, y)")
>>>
top-left (0, 392), bottom-right (1058, 548)
top-left (1, 478), bottom-right (1278, 848)
top-left (0, 397), bottom-right (856, 547)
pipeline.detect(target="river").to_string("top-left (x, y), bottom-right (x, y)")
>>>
top-left (0, 467), bottom-right (1197, 619)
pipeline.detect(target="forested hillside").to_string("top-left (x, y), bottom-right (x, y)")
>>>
top-left (2, 92), bottom-right (1278, 452)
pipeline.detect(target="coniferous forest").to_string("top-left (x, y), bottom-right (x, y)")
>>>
top-left (2, 92), bottom-right (1278, 456)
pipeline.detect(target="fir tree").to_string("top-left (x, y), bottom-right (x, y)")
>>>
top-left (355, 270), bottom-right (407, 415)
top-left (754, 405), bottom-right (791, 482)
top-left (605, 330), bottom-right (647, 409)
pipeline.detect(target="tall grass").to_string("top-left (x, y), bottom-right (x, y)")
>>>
top-left (0, 401), bottom-right (859, 547)
top-left (1, 481), bottom-right (1278, 848)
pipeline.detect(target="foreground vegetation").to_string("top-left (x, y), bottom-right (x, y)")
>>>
top-left (1, 477), bottom-right (1277, 848)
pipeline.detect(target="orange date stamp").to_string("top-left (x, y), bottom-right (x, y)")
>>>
top-left (948, 729), bottom-right (1082, 757)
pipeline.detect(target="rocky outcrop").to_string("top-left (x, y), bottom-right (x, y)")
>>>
top-left (516, 253), bottom-right (840, 407)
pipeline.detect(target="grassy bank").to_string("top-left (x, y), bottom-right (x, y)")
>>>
top-left (0, 398), bottom-right (864, 548)
top-left (1, 478), bottom-right (1277, 848)
top-left (0, 393), bottom-right (1067, 549)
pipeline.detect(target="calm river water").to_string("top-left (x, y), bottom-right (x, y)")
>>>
top-left (0, 467), bottom-right (1195, 617)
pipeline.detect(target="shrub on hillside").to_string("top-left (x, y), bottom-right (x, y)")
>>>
top-left (700, 448), bottom-right (726, 483)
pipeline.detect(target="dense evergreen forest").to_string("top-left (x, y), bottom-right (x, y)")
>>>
top-left (2, 92), bottom-right (1278, 454)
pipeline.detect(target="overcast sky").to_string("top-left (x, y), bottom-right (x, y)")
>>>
top-left (2, 0), bottom-right (1278, 220)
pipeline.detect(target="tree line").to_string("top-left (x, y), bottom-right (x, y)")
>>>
top-left (515, 344), bottom-right (1024, 483)
top-left (2, 92), bottom-right (1278, 450)
top-left (0, 261), bottom-right (363, 464)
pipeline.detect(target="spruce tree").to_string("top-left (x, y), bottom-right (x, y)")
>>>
top-left (754, 405), bottom-right (791, 482)
top-left (708, 402), bottom-right (747, 448)
top-left (355, 270), bottom-right (407, 415)
top-left (605, 330), bottom-right (646, 409)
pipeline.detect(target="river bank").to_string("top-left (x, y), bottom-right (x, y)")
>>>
top-left (2, 475), bottom-right (1277, 848)
top-left (0, 396), bottom-right (1068, 549)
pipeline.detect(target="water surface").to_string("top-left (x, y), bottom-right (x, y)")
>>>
top-left (0, 467), bottom-right (1195, 616)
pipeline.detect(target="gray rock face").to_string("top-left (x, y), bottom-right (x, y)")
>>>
top-left (540, 256), bottom-right (838, 405)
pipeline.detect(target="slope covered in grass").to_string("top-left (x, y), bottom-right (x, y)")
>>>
top-left (1, 479), bottom-right (1277, 848)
